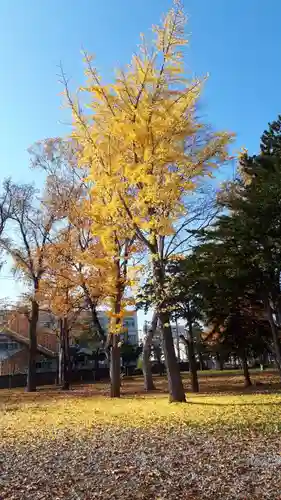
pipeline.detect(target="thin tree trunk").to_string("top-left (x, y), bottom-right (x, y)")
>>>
top-left (61, 317), bottom-right (70, 390)
top-left (198, 351), bottom-right (204, 371)
top-left (159, 311), bottom-right (186, 402)
top-left (265, 298), bottom-right (281, 378)
top-left (26, 298), bottom-right (39, 392)
top-left (94, 348), bottom-right (100, 380)
top-left (184, 343), bottom-right (189, 364)
top-left (188, 341), bottom-right (199, 392)
top-left (153, 260), bottom-right (185, 402)
top-left (109, 267), bottom-right (122, 398)
top-left (175, 318), bottom-right (180, 361)
top-left (142, 313), bottom-right (157, 391)
top-left (216, 352), bottom-right (224, 371)
top-left (110, 334), bottom-right (120, 397)
top-left (187, 303), bottom-right (199, 393)
top-left (241, 351), bottom-right (252, 387)
top-left (88, 298), bottom-right (106, 343)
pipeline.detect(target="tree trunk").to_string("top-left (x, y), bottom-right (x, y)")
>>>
top-left (93, 348), bottom-right (100, 380)
top-left (241, 352), bottom-right (252, 387)
top-left (142, 313), bottom-right (157, 391)
top-left (181, 336), bottom-right (199, 392)
top-left (216, 352), bottom-right (224, 370)
top-left (108, 260), bottom-right (123, 398)
top-left (187, 304), bottom-right (199, 393)
top-left (265, 298), bottom-right (281, 378)
top-left (89, 299), bottom-right (106, 343)
top-left (198, 351), bottom-right (204, 371)
top-left (110, 334), bottom-right (120, 397)
top-left (26, 298), bottom-right (39, 392)
top-left (153, 260), bottom-right (185, 402)
top-left (60, 317), bottom-right (70, 390)
top-left (159, 311), bottom-right (186, 402)
top-left (175, 318), bottom-right (180, 361)
top-left (185, 339), bottom-right (199, 393)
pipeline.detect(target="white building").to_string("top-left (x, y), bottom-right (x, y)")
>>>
top-left (142, 320), bottom-right (188, 361)
top-left (171, 322), bottom-right (188, 362)
top-left (97, 311), bottom-right (139, 345)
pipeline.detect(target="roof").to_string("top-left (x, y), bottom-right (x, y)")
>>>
top-left (0, 327), bottom-right (57, 359)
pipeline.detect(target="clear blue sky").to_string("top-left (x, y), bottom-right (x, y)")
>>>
top-left (1, 0), bottom-right (281, 313)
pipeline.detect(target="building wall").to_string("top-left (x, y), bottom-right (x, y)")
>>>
top-left (0, 347), bottom-right (57, 376)
top-left (3, 312), bottom-right (59, 352)
top-left (0, 311), bottom-right (59, 376)
top-left (98, 311), bottom-right (139, 344)
top-left (0, 346), bottom-right (29, 376)
top-left (74, 310), bottom-right (139, 345)
top-left (37, 330), bottom-right (58, 352)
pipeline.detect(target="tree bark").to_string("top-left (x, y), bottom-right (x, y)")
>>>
top-left (181, 335), bottom-right (199, 392)
top-left (198, 351), bottom-right (204, 371)
top-left (152, 259), bottom-right (185, 402)
top-left (187, 303), bottom-right (199, 393)
top-left (110, 334), bottom-right (121, 397)
top-left (241, 352), bottom-right (252, 387)
top-left (26, 298), bottom-right (39, 392)
top-left (142, 313), bottom-right (157, 391)
top-left (60, 317), bottom-right (70, 390)
top-left (265, 297), bottom-right (281, 379)
top-left (88, 298), bottom-right (106, 343)
top-left (109, 267), bottom-right (122, 398)
top-left (159, 311), bottom-right (186, 402)
top-left (216, 352), bottom-right (224, 371)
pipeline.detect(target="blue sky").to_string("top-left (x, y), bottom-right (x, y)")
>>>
top-left (0, 0), bottom-right (281, 321)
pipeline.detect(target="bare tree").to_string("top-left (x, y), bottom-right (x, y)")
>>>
top-left (29, 138), bottom-right (106, 341)
top-left (1, 182), bottom-right (57, 392)
top-left (0, 178), bottom-right (16, 267)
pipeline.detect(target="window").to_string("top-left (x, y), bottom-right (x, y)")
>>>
top-left (36, 360), bottom-right (52, 370)
top-left (0, 342), bottom-right (18, 351)
top-left (123, 318), bottom-right (135, 328)
top-left (8, 342), bottom-right (19, 350)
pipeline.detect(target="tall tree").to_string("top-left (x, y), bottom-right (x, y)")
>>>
top-left (167, 258), bottom-right (202, 392)
top-left (31, 137), bottom-right (141, 397)
top-left (68, 2), bottom-right (232, 402)
top-left (29, 138), bottom-right (107, 342)
top-left (212, 116), bottom-right (281, 375)
top-left (2, 182), bottom-right (57, 391)
top-left (192, 210), bottom-right (278, 381)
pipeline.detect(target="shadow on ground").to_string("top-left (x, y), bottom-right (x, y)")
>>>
top-left (1, 370), bottom-right (280, 409)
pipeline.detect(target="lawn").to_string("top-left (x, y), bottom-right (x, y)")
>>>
top-left (1, 371), bottom-right (281, 500)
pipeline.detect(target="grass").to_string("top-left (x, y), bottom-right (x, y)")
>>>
top-left (1, 370), bottom-right (281, 440)
top-left (2, 371), bottom-right (281, 499)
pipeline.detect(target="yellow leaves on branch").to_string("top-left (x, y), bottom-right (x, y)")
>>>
top-left (69, 0), bottom-right (233, 256)
top-left (65, 0), bottom-right (234, 324)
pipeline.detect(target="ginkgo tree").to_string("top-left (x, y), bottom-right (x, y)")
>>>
top-left (30, 136), bottom-right (141, 397)
top-left (67, 0), bottom-right (232, 401)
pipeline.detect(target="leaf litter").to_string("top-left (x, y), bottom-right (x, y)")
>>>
top-left (1, 382), bottom-right (281, 499)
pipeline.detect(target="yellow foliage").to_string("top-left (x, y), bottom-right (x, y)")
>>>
top-left (70, 1), bottom-right (232, 252)
top-left (67, 0), bottom-right (233, 322)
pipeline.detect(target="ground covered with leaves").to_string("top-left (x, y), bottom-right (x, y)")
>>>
top-left (1, 372), bottom-right (281, 500)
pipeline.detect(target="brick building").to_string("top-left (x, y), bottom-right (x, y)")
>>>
top-left (0, 312), bottom-right (58, 376)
